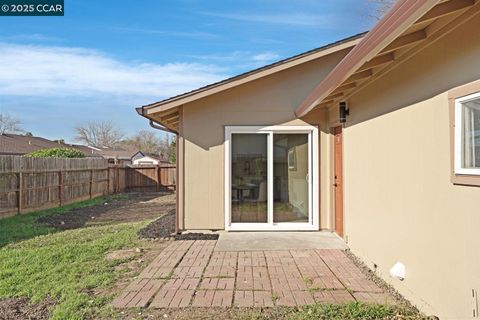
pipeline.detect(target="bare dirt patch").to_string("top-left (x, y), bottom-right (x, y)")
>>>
top-left (0, 297), bottom-right (55, 320)
top-left (116, 306), bottom-right (426, 320)
top-left (106, 248), bottom-right (143, 261)
top-left (117, 306), bottom-right (293, 320)
top-left (39, 192), bottom-right (176, 230)
top-left (137, 213), bottom-right (219, 240)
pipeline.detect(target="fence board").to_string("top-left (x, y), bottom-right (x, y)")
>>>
top-left (125, 165), bottom-right (176, 192)
top-left (0, 156), bottom-right (175, 218)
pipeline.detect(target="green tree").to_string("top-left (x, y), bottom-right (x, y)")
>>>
top-left (26, 148), bottom-right (85, 158)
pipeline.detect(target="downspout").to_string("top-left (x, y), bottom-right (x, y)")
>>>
top-left (136, 106), bottom-right (180, 234)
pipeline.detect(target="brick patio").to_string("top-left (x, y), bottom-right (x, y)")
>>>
top-left (112, 240), bottom-right (395, 309)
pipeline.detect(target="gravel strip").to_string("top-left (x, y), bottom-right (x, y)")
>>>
top-left (137, 211), bottom-right (176, 239)
top-left (344, 249), bottom-right (427, 315)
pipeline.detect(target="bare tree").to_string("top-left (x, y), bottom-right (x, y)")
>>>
top-left (0, 113), bottom-right (23, 134)
top-left (123, 130), bottom-right (171, 157)
top-left (369, 0), bottom-right (396, 20)
top-left (74, 121), bottom-right (124, 147)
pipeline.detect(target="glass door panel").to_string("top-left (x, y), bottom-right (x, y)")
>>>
top-left (231, 133), bottom-right (268, 223)
top-left (273, 134), bottom-right (309, 223)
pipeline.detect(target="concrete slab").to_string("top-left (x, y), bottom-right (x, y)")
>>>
top-left (215, 232), bottom-right (346, 251)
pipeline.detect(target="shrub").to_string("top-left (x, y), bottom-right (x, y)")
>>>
top-left (26, 147), bottom-right (85, 158)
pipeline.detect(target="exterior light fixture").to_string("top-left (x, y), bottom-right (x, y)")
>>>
top-left (339, 102), bottom-right (349, 124)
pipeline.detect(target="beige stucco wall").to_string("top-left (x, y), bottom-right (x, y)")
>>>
top-left (343, 14), bottom-right (480, 319)
top-left (180, 48), bottom-right (349, 230)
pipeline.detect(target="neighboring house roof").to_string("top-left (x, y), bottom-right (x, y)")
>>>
top-left (134, 155), bottom-right (170, 163)
top-left (68, 144), bottom-right (102, 157)
top-left (0, 134), bottom-right (78, 155)
top-left (0, 134), bottom-right (143, 160)
top-left (296, 0), bottom-right (479, 116)
top-left (93, 147), bottom-right (143, 160)
top-left (137, 32), bottom-right (366, 132)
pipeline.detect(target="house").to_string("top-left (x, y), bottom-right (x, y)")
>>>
top-left (90, 146), bottom-right (144, 165)
top-left (0, 134), bottom-right (144, 165)
top-left (0, 134), bottom-right (101, 157)
top-left (132, 155), bottom-right (171, 166)
top-left (66, 144), bottom-right (145, 164)
top-left (136, 0), bottom-right (480, 318)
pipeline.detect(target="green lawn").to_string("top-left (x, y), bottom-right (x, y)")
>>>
top-left (0, 196), bottom-right (111, 247)
top-left (0, 196), bottom-right (147, 320)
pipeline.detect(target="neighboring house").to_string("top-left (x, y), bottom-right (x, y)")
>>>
top-left (68, 144), bottom-right (145, 164)
top-left (137, 1), bottom-right (480, 318)
top-left (0, 135), bottom-right (144, 165)
top-left (91, 147), bottom-right (144, 165)
top-left (132, 155), bottom-right (171, 166)
top-left (0, 134), bottom-right (100, 157)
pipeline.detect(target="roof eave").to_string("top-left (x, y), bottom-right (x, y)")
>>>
top-left (142, 34), bottom-right (365, 115)
top-left (295, 0), bottom-right (440, 118)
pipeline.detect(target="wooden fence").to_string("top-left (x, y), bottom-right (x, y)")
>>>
top-left (0, 156), bottom-right (176, 218)
top-left (108, 165), bottom-right (176, 193)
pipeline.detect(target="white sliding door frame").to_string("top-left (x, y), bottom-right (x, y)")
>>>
top-left (224, 125), bottom-right (319, 231)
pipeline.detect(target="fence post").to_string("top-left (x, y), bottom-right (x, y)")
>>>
top-left (156, 166), bottom-right (161, 191)
top-left (115, 165), bottom-right (120, 193)
top-left (89, 169), bottom-right (93, 199)
top-left (17, 172), bottom-right (23, 214)
top-left (58, 171), bottom-right (63, 207)
top-left (106, 167), bottom-right (110, 195)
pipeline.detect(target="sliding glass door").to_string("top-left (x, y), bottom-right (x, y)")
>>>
top-left (273, 134), bottom-right (309, 223)
top-left (225, 126), bottom-right (318, 231)
top-left (231, 134), bottom-right (268, 223)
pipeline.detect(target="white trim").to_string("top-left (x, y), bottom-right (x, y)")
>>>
top-left (454, 92), bottom-right (480, 175)
top-left (224, 125), bottom-right (319, 231)
top-left (267, 132), bottom-right (274, 225)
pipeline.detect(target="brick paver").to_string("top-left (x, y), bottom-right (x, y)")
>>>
top-left (317, 249), bottom-right (383, 293)
top-left (199, 277), bottom-right (235, 290)
top-left (112, 279), bottom-right (163, 308)
top-left (234, 290), bottom-right (254, 307)
top-left (273, 289), bottom-right (296, 306)
top-left (353, 292), bottom-right (397, 305)
top-left (313, 290), bottom-right (355, 303)
top-left (253, 291), bottom-right (274, 307)
top-left (113, 240), bottom-right (393, 309)
top-left (204, 265), bottom-right (236, 277)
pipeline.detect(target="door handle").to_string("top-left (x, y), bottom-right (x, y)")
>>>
top-left (333, 183), bottom-right (338, 187)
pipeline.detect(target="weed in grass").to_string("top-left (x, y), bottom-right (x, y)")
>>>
top-left (303, 276), bottom-right (322, 293)
top-left (161, 271), bottom-right (174, 282)
top-left (272, 292), bottom-right (279, 303)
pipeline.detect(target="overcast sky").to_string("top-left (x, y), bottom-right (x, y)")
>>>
top-left (0, 0), bottom-right (380, 142)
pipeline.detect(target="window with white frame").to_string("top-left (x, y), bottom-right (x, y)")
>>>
top-left (455, 92), bottom-right (480, 175)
